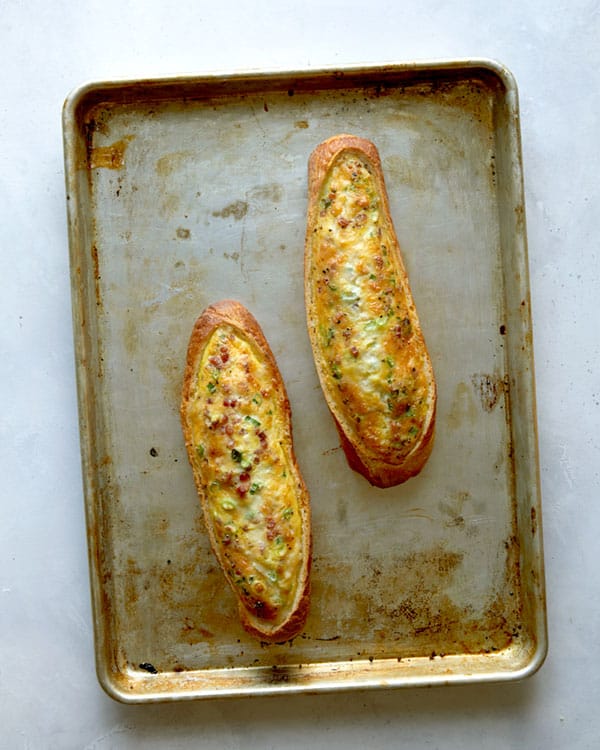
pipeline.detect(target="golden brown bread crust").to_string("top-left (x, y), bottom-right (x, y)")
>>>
top-left (181, 300), bottom-right (311, 642)
top-left (304, 135), bottom-right (437, 488)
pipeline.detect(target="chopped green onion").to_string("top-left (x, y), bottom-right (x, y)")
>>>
top-left (249, 483), bottom-right (261, 495)
top-left (244, 415), bottom-right (261, 427)
top-left (365, 315), bottom-right (388, 331)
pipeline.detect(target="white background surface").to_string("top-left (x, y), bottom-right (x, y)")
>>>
top-left (1, 1), bottom-right (599, 748)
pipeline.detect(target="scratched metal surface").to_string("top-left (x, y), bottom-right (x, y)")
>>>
top-left (63, 60), bottom-right (546, 702)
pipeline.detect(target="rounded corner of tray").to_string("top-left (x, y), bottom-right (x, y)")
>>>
top-left (472, 57), bottom-right (520, 95)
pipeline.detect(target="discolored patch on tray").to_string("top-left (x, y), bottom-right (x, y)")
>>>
top-left (89, 136), bottom-right (135, 170)
top-left (471, 372), bottom-right (509, 412)
top-left (247, 182), bottom-right (284, 203)
top-left (155, 151), bottom-right (194, 177)
top-left (304, 543), bottom-right (518, 659)
top-left (446, 381), bottom-right (478, 428)
top-left (212, 200), bottom-right (248, 220)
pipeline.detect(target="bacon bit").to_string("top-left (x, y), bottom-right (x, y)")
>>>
top-left (374, 255), bottom-right (384, 270)
top-left (356, 194), bottom-right (370, 208)
top-left (219, 346), bottom-right (230, 363)
top-left (394, 317), bottom-right (413, 341)
top-left (223, 398), bottom-right (238, 407)
top-left (350, 346), bottom-right (359, 358)
top-left (354, 212), bottom-right (367, 227)
top-left (337, 217), bottom-right (350, 228)
top-left (237, 482), bottom-right (249, 498)
top-left (239, 472), bottom-right (250, 482)
top-left (265, 517), bottom-right (279, 541)
top-left (209, 355), bottom-right (223, 369)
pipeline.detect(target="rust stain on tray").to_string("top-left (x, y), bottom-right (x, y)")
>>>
top-left (471, 373), bottom-right (509, 412)
top-left (212, 200), bottom-right (248, 220)
top-left (89, 136), bottom-right (134, 170)
top-left (155, 151), bottom-right (193, 177)
top-left (305, 540), bottom-right (522, 660)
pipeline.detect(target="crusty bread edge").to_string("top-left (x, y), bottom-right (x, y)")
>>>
top-left (180, 299), bottom-right (312, 642)
top-left (304, 134), bottom-right (437, 488)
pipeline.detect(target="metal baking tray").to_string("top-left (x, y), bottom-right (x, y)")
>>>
top-left (63, 59), bottom-right (547, 702)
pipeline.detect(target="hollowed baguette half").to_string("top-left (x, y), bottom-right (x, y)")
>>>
top-left (181, 300), bottom-right (311, 641)
top-left (304, 134), bottom-right (436, 488)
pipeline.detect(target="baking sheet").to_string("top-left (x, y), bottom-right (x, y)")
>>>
top-left (63, 59), bottom-right (547, 702)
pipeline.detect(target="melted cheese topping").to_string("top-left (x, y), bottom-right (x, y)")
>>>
top-left (187, 325), bottom-right (304, 622)
top-left (308, 150), bottom-right (433, 459)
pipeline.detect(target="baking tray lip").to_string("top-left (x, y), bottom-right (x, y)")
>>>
top-left (63, 57), bottom-right (546, 702)
top-left (62, 56), bottom-right (518, 127)
top-left (98, 642), bottom-right (548, 704)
